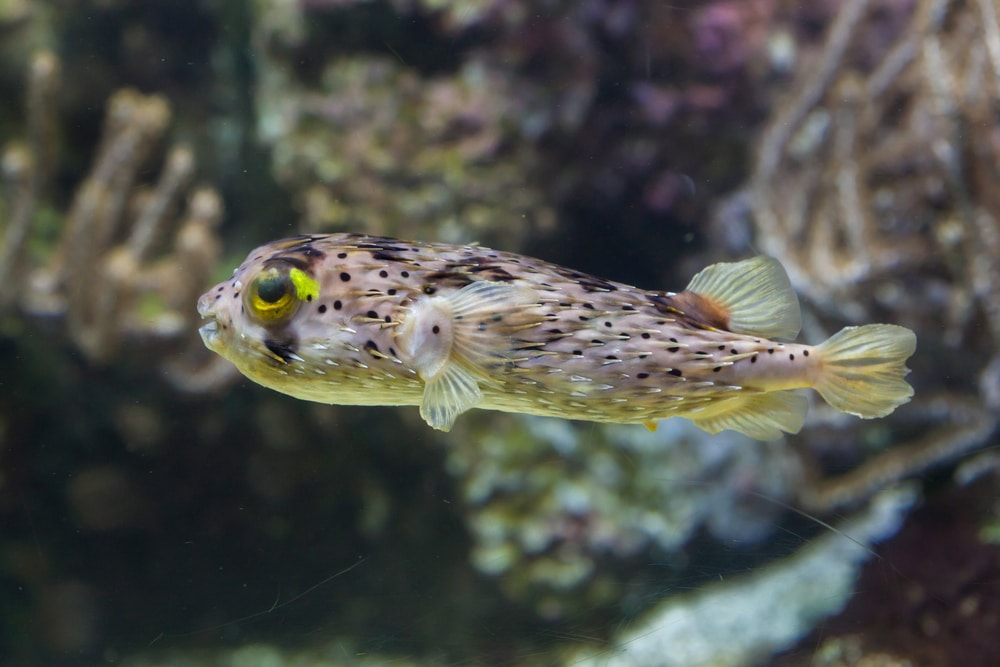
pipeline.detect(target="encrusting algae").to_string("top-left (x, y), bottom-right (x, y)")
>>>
top-left (198, 234), bottom-right (916, 439)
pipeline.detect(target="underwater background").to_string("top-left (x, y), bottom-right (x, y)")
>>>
top-left (1, 0), bottom-right (999, 665)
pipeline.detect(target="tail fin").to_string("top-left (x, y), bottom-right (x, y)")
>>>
top-left (813, 324), bottom-right (916, 419)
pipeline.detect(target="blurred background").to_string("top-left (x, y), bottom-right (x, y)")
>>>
top-left (1, 0), bottom-right (999, 665)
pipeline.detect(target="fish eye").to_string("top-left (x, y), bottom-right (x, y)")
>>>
top-left (257, 273), bottom-right (290, 304)
top-left (244, 263), bottom-right (321, 324)
top-left (246, 267), bottom-right (299, 322)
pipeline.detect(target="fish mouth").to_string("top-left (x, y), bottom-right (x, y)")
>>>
top-left (197, 291), bottom-right (221, 349)
top-left (198, 319), bottom-right (219, 348)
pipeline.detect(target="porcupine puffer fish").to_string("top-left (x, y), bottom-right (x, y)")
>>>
top-left (196, 233), bottom-right (916, 440)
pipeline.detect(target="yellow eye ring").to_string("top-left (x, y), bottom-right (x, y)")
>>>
top-left (245, 265), bottom-right (319, 323)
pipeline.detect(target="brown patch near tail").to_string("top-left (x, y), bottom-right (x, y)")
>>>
top-left (669, 290), bottom-right (731, 330)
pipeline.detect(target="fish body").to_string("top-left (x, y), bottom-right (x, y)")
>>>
top-left (197, 234), bottom-right (916, 439)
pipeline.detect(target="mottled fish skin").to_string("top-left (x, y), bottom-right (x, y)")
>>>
top-left (197, 233), bottom-right (917, 439)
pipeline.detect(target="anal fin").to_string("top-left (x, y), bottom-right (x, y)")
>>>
top-left (691, 390), bottom-right (808, 440)
top-left (407, 280), bottom-right (541, 431)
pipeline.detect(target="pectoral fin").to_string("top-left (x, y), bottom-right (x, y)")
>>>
top-left (402, 280), bottom-right (541, 431)
top-left (420, 363), bottom-right (483, 431)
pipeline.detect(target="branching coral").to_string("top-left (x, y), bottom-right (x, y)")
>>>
top-left (269, 56), bottom-right (555, 246)
top-left (250, 0), bottom-right (557, 248)
top-left (0, 51), bottom-right (231, 390)
top-left (712, 0), bottom-right (1000, 512)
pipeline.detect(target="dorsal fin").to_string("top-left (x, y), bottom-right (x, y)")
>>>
top-left (682, 256), bottom-right (801, 340)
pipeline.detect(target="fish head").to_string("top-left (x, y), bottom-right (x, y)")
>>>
top-left (197, 238), bottom-right (335, 383)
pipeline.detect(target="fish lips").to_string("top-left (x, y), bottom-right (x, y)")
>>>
top-left (198, 319), bottom-right (219, 348)
top-left (197, 291), bottom-right (222, 348)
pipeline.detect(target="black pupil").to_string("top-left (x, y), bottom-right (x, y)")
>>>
top-left (257, 275), bottom-right (290, 303)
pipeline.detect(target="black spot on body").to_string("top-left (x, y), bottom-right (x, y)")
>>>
top-left (340, 272), bottom-right (351, 282)
top-left (367, 310), bottom-right (378, 319)
top-left (751, 355), bottom-right (758, 363)
top-left (731, 349), bottom-right (738, 355)
top-left (713, 366), bottom-right (721, 373)
top-left (337, 252), bottom-right (347, 259)
top-left (432, 325), bottom-right (440, 334)
top-left (668, 369), bottom-right (683, 377)
top-left (668, 346), bottom-right (680, 353)
top-left (401, 271), bottom-right (410, 278)
top-left (641, 333), bottom-right (651, 339)
top-left (803, 350), bottom-right (809, 357)
top-left (318, 304), bottom-right (327, 313)
top-left (306, 294), bottom-right (313, 302)
top-left (768, 348), bottom-right (774, 354)
top-left (789, 354), bottom-right (795, 360)
top-left (387, 289), bottom-right (397, 296)
top-left (604, 321), bottom-right (612, 328)
top-left (572, 350), bottom-right (583, 356)
top-left (637, 372), bottom-right (649, 379)
top-left (718, 345), bottom-right (725, 350)
top-left (364, 340), bottom-right (380, 354)
top-left (334, 300), bottom-right (343, 310)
